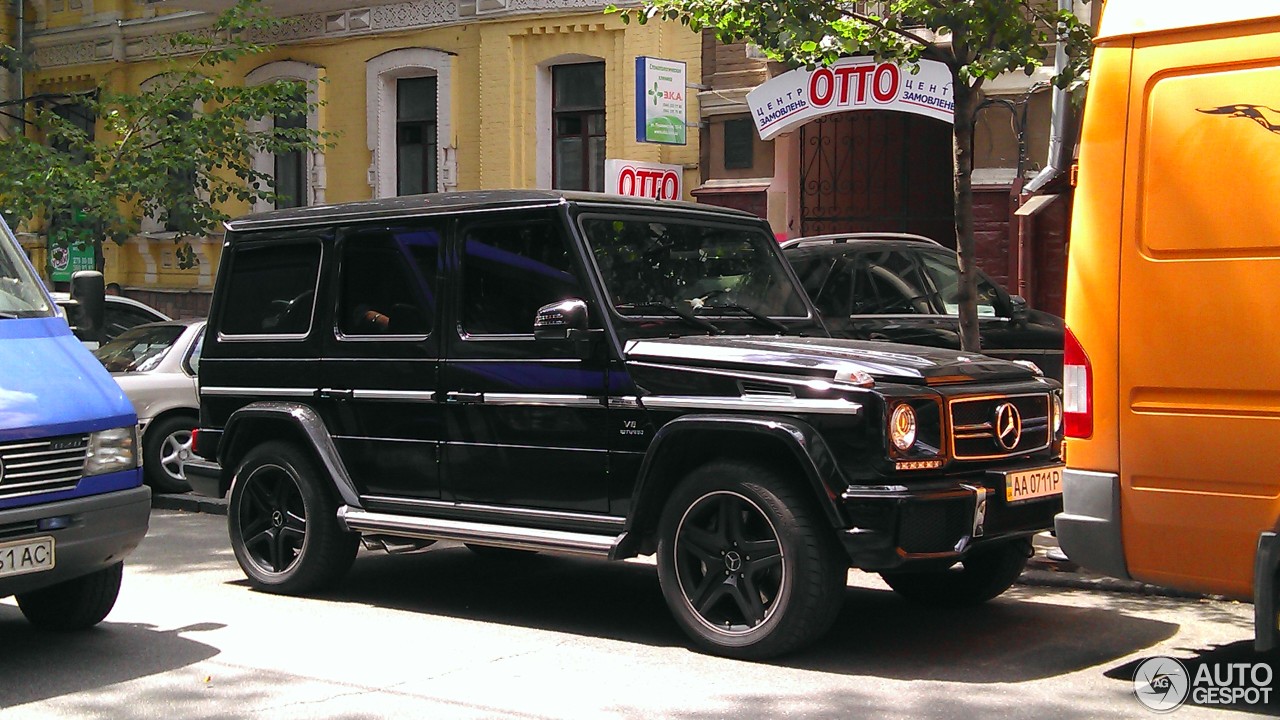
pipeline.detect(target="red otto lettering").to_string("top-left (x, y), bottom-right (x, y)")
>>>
top-left (808, 63), bottom-right (901, 108)
top-left (617, 167), bottom-right (680, 200)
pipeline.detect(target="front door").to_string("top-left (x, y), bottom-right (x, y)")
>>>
top-left (439, 210), bottom-right (611, 513)
top-left (319, 220), bottom-right (444, 502)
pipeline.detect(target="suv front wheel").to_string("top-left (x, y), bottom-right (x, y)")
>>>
top-left (656, 460), bottom-right (847, 660)
top-left (228, 441), bottom-right (359, 595)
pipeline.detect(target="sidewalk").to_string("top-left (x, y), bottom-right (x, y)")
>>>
top-left (151, 492), bottom-right (1209, 600)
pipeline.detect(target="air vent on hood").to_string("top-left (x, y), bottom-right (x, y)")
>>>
top-left (739, 380), bottom-right (795, 398)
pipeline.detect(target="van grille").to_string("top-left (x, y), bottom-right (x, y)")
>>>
top-left (0, 435), bottom-right (88, 499)
top-left (949, 393), bottom-right (1050, 460)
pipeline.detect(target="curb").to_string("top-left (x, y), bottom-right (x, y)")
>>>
top-left (148, 493), bottom-right (1208, 600)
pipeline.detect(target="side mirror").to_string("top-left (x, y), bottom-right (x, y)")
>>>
top-left (70, 270), bottom-right (106, 344)
top-left (533, 299), bottom-right (589, 341)
top-left (1009, 294), bottom-right (1029, 324)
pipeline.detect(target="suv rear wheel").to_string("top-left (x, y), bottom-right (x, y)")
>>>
top-left (656, 460), bottom-right (846, 660)
top-left (879, 538), bottom-right (1031, 606)
top-left (228, 441), bottom-right (358, 595)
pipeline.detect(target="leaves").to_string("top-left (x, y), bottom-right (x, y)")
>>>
top-left (0, 0), bottom-right (329, 268)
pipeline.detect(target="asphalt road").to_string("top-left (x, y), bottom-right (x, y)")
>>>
top-left (1, 510), bottom-right (1276, 719)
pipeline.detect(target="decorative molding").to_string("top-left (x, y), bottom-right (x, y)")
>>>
top-left (30, 0), bottom-right (618, 69)
top-left (366, 48), bottom-right (456, 197)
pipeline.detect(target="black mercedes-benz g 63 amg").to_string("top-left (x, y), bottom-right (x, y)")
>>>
top-left (191, 191), bottom-right (1063, 659)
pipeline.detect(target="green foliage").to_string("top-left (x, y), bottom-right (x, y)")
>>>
top-left (0, 0), bottom-right (330, 270)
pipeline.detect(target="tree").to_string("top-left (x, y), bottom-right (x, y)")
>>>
top-left (0, 0), bottom-right (328, 274)
top-left (614, 0), bottom-right (1091, 351)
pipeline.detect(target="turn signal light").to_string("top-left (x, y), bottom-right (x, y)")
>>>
top-left (1063, 325), bottom-right (1093, 438)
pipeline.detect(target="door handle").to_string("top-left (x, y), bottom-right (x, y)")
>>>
top-left (445, 391), bottom-right (484, 404)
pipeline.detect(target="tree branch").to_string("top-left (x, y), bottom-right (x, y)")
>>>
top-left (845, 11), bottom-right (933, 48)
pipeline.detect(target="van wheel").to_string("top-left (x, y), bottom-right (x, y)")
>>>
top-left (16, 562), bottom-right (123, 631)
top-left (656, 460), bottom-right (846, 660)
top-left (880, 538), bottom-right (1031, 606)
top-left (228, 441), bottom-right (358, 595)
top-left (143, 414), bottom-right (197, 494)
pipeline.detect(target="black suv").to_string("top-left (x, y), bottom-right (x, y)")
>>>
top-left (782, 234), bottom-right (1064, 381)
top-left (191, 191), bottom-right (1064, 659)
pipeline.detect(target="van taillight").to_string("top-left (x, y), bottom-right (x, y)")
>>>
top-left (1063, 326), bottom-right (1093, 438)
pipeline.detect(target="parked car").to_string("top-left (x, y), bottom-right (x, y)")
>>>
top-left (190, 190), bottom-right (1064, 659)
top-left (52, 291), bottom-right (171, 343)
top-left (94, 319), bottom-right (206, 493)
top-left (781, 233), bottom-right (1064, 380)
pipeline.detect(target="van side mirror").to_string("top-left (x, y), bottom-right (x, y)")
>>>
top-left (69, 270), bottom-right (106, 343)
top-left (1009, 294), bottom-right (1029, 324)
top-left (533, 299), bottom-right (589, 341)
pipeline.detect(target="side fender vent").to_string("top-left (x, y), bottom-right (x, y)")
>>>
top-left (739, 380), bottom-right (795, 398)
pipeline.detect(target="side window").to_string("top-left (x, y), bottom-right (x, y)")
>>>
top-left (220, 242), bottom-right (321, 336)
top-left (184, 326), bottom-right (205, 375)
top-left (917, 251), bottom-right (1000, 317)
top-left (337, 225), bottom-right (439, 337)
top-left (461, 219), bottom-right (582, 335)
top-left (103, 305), bottom-right (164, 341)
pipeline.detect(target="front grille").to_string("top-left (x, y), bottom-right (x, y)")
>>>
top-left (949, 393), bottom-right (1051, 460)
top-left (0, 435), bottom-right (88, 499)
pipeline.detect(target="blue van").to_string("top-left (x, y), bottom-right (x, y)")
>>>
top-left (0, 216), bottom-right (150, 630)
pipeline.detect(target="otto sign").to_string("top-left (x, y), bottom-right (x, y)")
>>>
top-left (747, 57), bottom-right (954, 140)
top-left (605, 159), bottom-right (683, 201)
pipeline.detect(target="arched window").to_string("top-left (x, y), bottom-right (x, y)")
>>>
top-left (367, 48), bottom-right (454, 198)
top-left (245, 61), bottom-right (325, 212)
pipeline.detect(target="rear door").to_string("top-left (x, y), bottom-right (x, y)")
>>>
top-left (1119, 24), bottom-right (1280, 597)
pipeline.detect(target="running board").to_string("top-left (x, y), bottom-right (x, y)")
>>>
top-left (337, 506), bottom-right (622, 558)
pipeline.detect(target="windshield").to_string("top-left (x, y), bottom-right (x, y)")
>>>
top-left (579, 214), bottom-right (809, 337)
top-left (0, 216), bottom-right (54, 319)
top-left (94, 324), bottom-right (184, 373)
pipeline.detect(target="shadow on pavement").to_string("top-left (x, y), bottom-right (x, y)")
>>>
top-left (307, 544), bottom-right (1178, 681)
top-left (1105, 641), bottom-right (1280, 716)
top-left (0, 613), bottom-right (222, 709)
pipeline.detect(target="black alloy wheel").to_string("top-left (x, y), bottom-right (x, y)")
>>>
top-left (228, 441), bottom-right (358, 595)
top-left (656, 460), bottom-right (846, 659)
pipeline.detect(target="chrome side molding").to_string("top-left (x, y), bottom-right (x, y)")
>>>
top-left (337, 506), bottom-right (622, 558)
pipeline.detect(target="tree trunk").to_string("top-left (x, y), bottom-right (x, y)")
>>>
top-left (951, 81), bottom-right (981, 353)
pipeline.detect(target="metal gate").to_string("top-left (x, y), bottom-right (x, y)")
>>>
top-left (799, 111), bottom-right (955, 243)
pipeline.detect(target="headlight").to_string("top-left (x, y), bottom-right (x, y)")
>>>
top-left (1051, 393), bottom-right (1063, 434)
top-left (889, 404), bottom-right (918, 451)
top-left (84, 426), bottom-right (139, 477)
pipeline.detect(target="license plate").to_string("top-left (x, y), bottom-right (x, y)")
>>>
top-left (0, 536), bottom-right (55, 579)
top-left (1005, 465), bottom-right (1064, 503)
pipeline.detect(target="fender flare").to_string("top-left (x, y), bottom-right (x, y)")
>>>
top-left (617, 413), bottom-right (850, 556)
top-left (220, 401), bottom-right (362, 508)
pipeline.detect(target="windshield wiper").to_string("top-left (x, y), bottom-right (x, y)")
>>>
top-left (700, 301), bottom-right (792, 334)
top-left (617, 302), bottom-right (723, 335)
top-left (0, 311), bottom-right (19, 319)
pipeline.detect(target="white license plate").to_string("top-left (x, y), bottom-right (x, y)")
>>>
top-left (0, 536), bottom-right (55, 579)
top-left (1005, 466), bottom-right (1064, 503)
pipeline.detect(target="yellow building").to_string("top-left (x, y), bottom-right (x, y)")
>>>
top-left (4, 0), bottom-right (701, 316)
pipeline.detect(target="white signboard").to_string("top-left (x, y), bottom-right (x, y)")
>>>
top-left (747, 57), bottom-right (954, 140)
top-left (605, 159), bottom-right (684, 200)
top-left (635, 57), bottom-right (688, 145)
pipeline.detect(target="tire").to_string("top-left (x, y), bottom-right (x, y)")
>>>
top-left (464, 543), bottom-right (537, 559)
top-left (656, 460), bottom-right (847, 660)
top-left (228, 441), bottom-right (358, 595)
top-left (880, 538), bottom-right (1031, 607)
top-left (16, 562), bottom-right (123, 631)
top-left (143, 414), bottom-right (197, 493)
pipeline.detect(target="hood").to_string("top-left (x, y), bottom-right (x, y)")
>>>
top-left (0, 318), bottom-right (137, 440)
top-left (624, 335), bottom-right (1037, 385)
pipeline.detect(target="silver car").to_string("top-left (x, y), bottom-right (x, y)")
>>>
top-left (93, 319), bottom-right (206, 492)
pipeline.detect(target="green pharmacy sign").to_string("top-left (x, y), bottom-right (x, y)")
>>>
top-left (635, 57), bottom-right (687, 145)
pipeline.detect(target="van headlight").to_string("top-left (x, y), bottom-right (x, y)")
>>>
top-left (84, 426), bottom-right (139, 477)
top-left (889, 403), bottom-right (918, 451)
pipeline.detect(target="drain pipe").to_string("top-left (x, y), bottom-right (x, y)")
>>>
top-left (13, 0), bottom-right (23, 136)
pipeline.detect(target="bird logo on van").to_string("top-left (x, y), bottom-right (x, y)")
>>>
top-left (1197, 104), bottom-right (1280, 135)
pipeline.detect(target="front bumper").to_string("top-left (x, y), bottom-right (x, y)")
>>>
top-left (839, 464), bottom-right (1061, 571)
top-left (0, 485), bottom-right (151, 598)
top-left (1053, 468), bottom-right (1131, 579)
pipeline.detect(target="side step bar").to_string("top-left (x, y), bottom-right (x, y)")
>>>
top-left (338, 506), bottom-right (623, 558)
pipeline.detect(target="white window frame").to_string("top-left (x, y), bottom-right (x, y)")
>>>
top-left (367, 48), bottom-right (454, 198)
top-left (536, 54), bottom-right (605, 190)
top-left (139, 72), bottom-right (204, 236)
top-left (245, 60), bottom-right (324, 213)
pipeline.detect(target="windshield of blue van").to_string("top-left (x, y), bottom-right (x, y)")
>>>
top-left (579, 215), bottom-right (809, 335)
top-left (0, 217), bottom-right (54, 319)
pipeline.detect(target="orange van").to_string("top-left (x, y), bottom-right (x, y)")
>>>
top-left (1055, 2), bottom-right (1280, 650)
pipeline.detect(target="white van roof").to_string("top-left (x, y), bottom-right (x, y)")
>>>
top-left (1098, 0), bottom-right (1280, 40)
